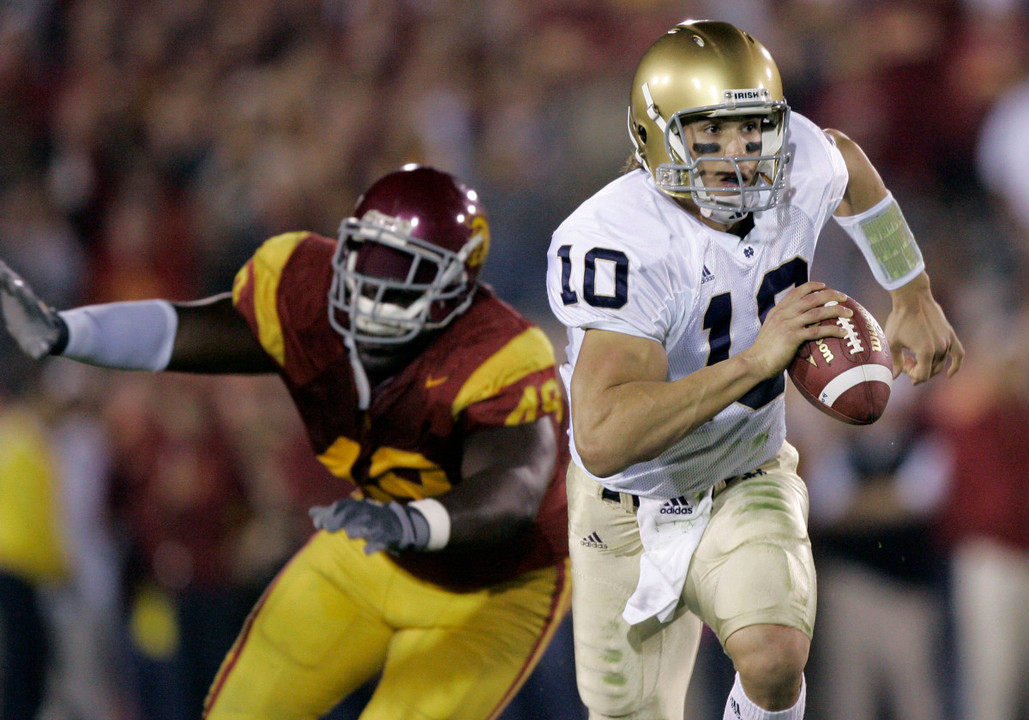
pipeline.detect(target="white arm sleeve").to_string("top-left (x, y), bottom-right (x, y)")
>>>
top-left (58, 300), bottom-right (178, 371)
top-left (833, 193), bottom-right (925, 290)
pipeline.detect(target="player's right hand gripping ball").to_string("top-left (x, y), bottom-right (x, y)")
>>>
top-left (787, 295), bottom-right (893, 425)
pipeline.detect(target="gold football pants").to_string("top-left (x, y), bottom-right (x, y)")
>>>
top-left (204, 529), bottom-right (571, 720)
top-left (565, 442), bottom-right (816, 720)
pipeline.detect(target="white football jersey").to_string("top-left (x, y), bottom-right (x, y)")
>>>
top-left (547, 113), bottom-right (849, 498)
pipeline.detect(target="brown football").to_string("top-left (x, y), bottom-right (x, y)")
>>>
top-left (787, 295), bottom-right (893, 425)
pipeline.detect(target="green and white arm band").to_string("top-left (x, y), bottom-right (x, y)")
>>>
top-left (834, 192), bottom-right (925, 290)
top-left (408, 498), bottom-right (450, 550)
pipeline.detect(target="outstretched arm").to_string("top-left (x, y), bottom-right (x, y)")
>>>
top-left (827, 128), bottom-right (964, 383)
top-left (0, 259), bottom-right (274, 374)
top-left (167, 293), bottom-right (276, 373)
top-left (310, 416), bottom-right (557, 553)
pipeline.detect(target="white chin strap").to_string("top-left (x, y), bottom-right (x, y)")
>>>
top-left (344, 249), bottom-right (433, 339)
top-left (351, 293), bottom-right (427, 337)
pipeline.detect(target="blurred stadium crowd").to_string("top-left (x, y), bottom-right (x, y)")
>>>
top-left (0, 1), bottom-right (1027, 719)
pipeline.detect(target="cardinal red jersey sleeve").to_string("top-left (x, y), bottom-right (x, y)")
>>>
top-left (231, 231), bottom-right (342, 385)
top-left (450, 324), bottom-right (565, 432)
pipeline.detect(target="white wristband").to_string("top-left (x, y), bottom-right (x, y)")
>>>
top-left (59, 300), bottom-right (178, 371)
top-left (834, 193), bottom-right (925, 290)
top-left (408, 498), bottom-right (451, 551)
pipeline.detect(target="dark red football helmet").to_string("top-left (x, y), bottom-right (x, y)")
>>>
top-left (329, 165), bottom-right (490, 344)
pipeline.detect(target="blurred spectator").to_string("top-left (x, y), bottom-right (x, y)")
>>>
top-left (208, 373), bottom-right (341, 570)
top-left (36, 361), bottom-right (128, 720)
top-left (783, 0), bottom-right (1025, 195)
top-left (927, 313), bottom-right (1029, 720)
top-left (102, 374), bottom-right (268, 720)
top-left (976, 71), bottom-right (1029, 289)
top-left (921, 82), bottom-right (1029, 719)
top-left (0, 387), bottom-right (67, 720)
top-left (798, 382), bottom-right (951, 720)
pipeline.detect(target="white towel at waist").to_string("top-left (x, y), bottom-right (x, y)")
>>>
top-left (622, 487), bottom-right (713, 625)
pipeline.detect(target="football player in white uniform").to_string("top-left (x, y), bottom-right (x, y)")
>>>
top-left (546, 20), bottom-right (963, 720)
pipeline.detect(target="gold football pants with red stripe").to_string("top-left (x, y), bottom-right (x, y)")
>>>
top-left (203, 529), bottom-right (571, 720)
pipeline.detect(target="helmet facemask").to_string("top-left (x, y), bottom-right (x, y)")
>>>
top-left (640, 83), bottom-right (791, 224)
top-left (329, 214), bottom-right (482, 345)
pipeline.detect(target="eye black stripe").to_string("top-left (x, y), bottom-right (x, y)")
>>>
top-left (691, 142), bottom-right (763, 155)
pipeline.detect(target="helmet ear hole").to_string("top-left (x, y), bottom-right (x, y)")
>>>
top-left (637, 125), bottom-right (647, 142)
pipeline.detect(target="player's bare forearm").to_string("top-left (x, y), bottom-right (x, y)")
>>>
top-left (573, 355), bottom-right (771, 477)
top-left (441, 418), bottom-right (556, 547)
top-left (168, 293), bottom-right (277, 374)
top-left (571, 284), bottom-right (850, 477)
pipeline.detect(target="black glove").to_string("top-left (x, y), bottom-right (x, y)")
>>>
top-left (309, 498), bottom-right (431, 554)
top-left (0, 258), bottom-right (68, 359)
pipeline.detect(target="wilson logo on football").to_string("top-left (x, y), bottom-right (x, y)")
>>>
top-left (787, 293), bottom-right (893, 425)
top-left (814, 338), bottom-right (834, 364)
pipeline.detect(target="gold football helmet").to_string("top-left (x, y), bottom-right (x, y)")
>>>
top-left (628, 20), bottom-right (791, 223)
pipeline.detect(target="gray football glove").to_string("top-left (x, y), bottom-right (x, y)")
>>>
top-left (0, 258), bottom-right (67, 359)
top-left (309, 498), bottom-right (430, 554)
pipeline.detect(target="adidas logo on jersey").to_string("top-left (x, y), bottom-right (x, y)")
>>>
top-left (580, 532), bottom-right (608, 549)
top-left (659, 496), bottom-right (694, 515)
top-left (701, 265), bottom-right (714, 284)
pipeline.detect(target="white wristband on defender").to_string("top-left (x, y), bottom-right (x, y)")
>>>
top-left (834, 192), bottom-right (925, 290)
top-left (408, 498), bottom-right (450, 551)
top-left (59, 300), bottom-right (178, 371)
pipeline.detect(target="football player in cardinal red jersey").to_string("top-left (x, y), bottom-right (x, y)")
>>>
top-left (1, 165), bottom-right (571, 720)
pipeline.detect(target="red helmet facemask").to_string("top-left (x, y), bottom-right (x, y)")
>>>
top-left (329, 166), bottom-right (490, 345)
